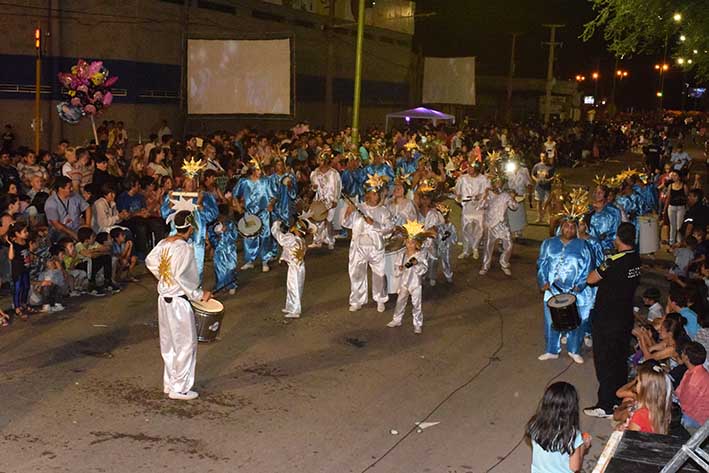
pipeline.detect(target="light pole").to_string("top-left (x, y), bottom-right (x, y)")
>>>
top-left (592, 71), bottom-right (599, 105)
top-left (351, 0), bottom-right (366, 146)
top-left (659, 12), bottom-right (682, 109)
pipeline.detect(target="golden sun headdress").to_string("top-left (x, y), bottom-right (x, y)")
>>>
top-left (417, 178), bottom-right (437, 195)
top-left (364, 173), bottom-right (388, 192)
top-left (557, 187), bottom-right (590, 222)
top-left (401, 219), bottom-right (435, 241)
top-left (181, 157), bottom-right (206, 178)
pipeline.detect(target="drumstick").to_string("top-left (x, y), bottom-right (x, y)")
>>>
top-left (343, 194), bottom-right (368, 219)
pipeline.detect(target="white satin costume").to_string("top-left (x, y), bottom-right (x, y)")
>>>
top-left (454, 173), bottom-right (491, 255)
top-left (420, 207), bottom-right (445, 284)
top-left (343, 203), bottom-right (394, 308)
top-left (434, 221), bottom-right (458, 282)
top-left (310, 167), bottom-right (342, 247)
top-left (481, 191), bottom-right (518, 272)
top-left (387, 197), bottom-right (419, 226)
top-left (391, 250), bottom-right (429, 328)
top-left (271, 222), bottom-right (306, 316)
top-left (145, 238), bottom-right (204, 396)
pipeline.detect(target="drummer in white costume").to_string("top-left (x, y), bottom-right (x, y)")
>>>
top-left (343, 174), bottom-right (394, 313)
top-left (386, 177), bottom-right (418, 226)
top-left (417, 183), bottom-right (445, 286)
top-left (479, 177), bottom-right (518, 276)
top-left (431, 203), bottom-right (457, 283)
top-left (505, 157), bottom-right (533, 238)
top-left (454, 161), bottom-right (490, 260)
top-left (272, 217), bottom-right (311, 319)
top-left (309, 150), bottom-right (342, 250)
top-left (145, 210), bottom-right (212, 401)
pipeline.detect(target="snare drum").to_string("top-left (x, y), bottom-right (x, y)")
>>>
top-left (191, 298), bottom-right (225, 342)
top-left (237, 214), bottom-right (263, 238)
top-left (384, 238), bottom-right (406, 294)
top-left (638, 214), bottom-right (659, 254)
top-left (309, 200), bottom-right (330, 222)
top-left (547, 293), bottom-right (581, 332)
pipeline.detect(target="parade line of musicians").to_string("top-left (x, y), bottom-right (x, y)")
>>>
top-left (148, 141), bottom-right (653, 402)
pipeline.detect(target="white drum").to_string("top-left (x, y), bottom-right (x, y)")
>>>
top-left (507, 199), bottom-right (527, 234)
top-left (638, 214), bottom-right (659, 254)
top-left (332, 197), bottom-right (347, 231)
top-left (384, 239), bottom-right (406, 295)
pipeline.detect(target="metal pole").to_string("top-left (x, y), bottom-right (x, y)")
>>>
top-left (325, 0), bottom-right (336, 131)
top-left (660, 32), bottom-right (668, 110)
top-left (505, 32), bottom-right (518, 123)
top-left (610, 57), bottom-right (618, 115)
top-left (542, 24), bottom-right (564, 125)
top-left (351, 0), bottom-right (365, 146)
top-left (34, 24), bottom-right (41, 153)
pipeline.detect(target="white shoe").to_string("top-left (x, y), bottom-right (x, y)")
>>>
top-left (501, 267), bottom-right (512, 276)
top-left (568, 352), bottom-right (584, 364)
top-left (281, 308), bottom-right (290, 314)
top-left (284, 312), bottom-right (300, 319)
top-left (168, 390), bottom-right (199, 401)
top-left (561, 335), bottom-right (568, 345)
top-left (472, 249), bottom-right (479, 260)
top-left (584, 335), bottom-right (593, 347)
top-left (327, 243), bottom-right (335, 250)
top-left (228, 288), bottom-right (236, 296)
top-left (41, 304), bottom-right (52, 313)
top-left (414, 326), bottom-right (422, 334)
top-left (51, 303), bottom-right (65, 312)
top-left (377, 302), bottom-right (386, 313)
top-left (429, 279), bottom-right (436, 287)
top-left (538, 353), bottom-right (559, 361)
top-left (308, 243), bottom-right (322, 249)
top-left (479, 268), bottom-right (488, 275)
top-left (262, 264), bottom-right (270, 273)
top-left (583, 407), bottom-right (612, 419)
top-left (387, 320), bottom-right (401, 328)
top-left (349, 304), bottom-right (361, 312)
top-left (69, 290), bottom-right (81, 298)
top-left (457, 252), bottom-right (469, 260)
top-left (240, 262), bottom-right (254, 270)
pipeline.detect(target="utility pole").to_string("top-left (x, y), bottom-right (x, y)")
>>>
top-left (505, 32), bottom-right (519, 123)
top-left (325, 0), bottom-right (336, 131)
top-left (610, 56), bottom-right (618, 115)
top-left (351, 0), bottom-right (365, 146)
top-left (542, 24), bottom-right (564, 125)
top-left (34, 24), bottom-right (42, 153)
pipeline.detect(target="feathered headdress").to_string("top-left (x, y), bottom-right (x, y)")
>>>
top-left (557, 187), bottom-right (590, 221)
top-left (181, 157), bottom-right (206, 178)
top-left (395, 170), bottom-right (413, 189)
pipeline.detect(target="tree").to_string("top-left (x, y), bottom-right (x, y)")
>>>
top-left (582, 0), bottom-right (709, 82)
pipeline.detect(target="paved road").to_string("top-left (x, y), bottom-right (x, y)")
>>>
top-left (0, 150), bottom-right (694, 473)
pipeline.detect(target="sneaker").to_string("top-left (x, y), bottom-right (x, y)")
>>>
top-left (284, 312), bottom-right (300, 319)
top-left (327, 243), bottom-right (335, 250)
top-left (472, 249), bottom-right (479, 260)
top-left (561, 335), bottom-right (568, 345)
top-left (51, 303), bottom-right (65, 312)
top-left (568, 352), bottom-right (584, 364)
top-left (478, 268), bottom-right (488, 276)
top-left (377, 302), bottom-right (386, 313)
top-left (69, 291), bottom-right (81, 298)
top-left (537, 353), bottom-right (559, 361)
top-left (386, 320), bottom-right (401, 328)
top-left (88, 288), bottom-right (106, 297)
top-left (281, 308), bottom-right (291, 314)
top-left (429, 279), bottom-right (436, 287)
top-left (583, 406), bottom-right (612, 419)
top-left (168, 390), bottom-right (199, 401)
top-left (106, 285), bottom-right (121, 294)
top-left (228, 288), bottom-right (236, 296)
top-left (262, 264), bottom-right (270, 273)
top-left (240, 262), bottom-right (254, 270)
top-left (41, 304), bottom-right (52, 313)
top-left (308, 243), bottom-right (322, 249)
top-left (584, 335), bottom-right (593, 347)
top-left (501, 267), bottom-right (512, 276)
top-left (414, 326), bottom-right (422, 334)
top-left (349, 304), bottom-right (361, 312)
top-left (127, 276), bottom-right (140, 283)
top-left (335, 232), bottom-right (348, 240)
top-left (457, 252), bottom-right (469, 260)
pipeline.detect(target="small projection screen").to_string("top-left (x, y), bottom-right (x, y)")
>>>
top-left (422, 57), bottom-right (476, 106)
top-left (187, 38), bottom-right (293, 116)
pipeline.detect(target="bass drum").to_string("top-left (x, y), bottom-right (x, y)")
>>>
top-left (191, 298), bottom-right (225, 342)
top-left (384, 238), bottom-right (406, 294)
top-left (547, 293), bottom-right (581, 332)
top-left (638, 214), bottom-right (659, 254)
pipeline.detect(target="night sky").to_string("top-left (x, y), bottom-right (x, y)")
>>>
top-left (413, 0), bottom-right (698, 110)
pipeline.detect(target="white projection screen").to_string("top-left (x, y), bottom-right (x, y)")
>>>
top-left (422, 57), bottom-right (476, 106)
top-left (187, 38), bottom-right (293, 116)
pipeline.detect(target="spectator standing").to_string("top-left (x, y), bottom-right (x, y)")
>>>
top-left (531, 153), bottom-right (554, 224)
top-left (665, 171), bottom-right (688, 246)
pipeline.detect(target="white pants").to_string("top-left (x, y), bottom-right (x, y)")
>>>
top-left (482, 223), bottom-right (513, 271)
top-left (429, 244), bottom-right (453, 282)
top-left (461, 210), bottom-right (485, 254)
top-left (348, 244), bottom-right (388, 306)
top-left (392, 285), bottom-right (423, 328)
top-left (158, 297), bottom-right (197, 394)
top-left (668, 204), bottom-right (686, 245)
top-left (284, 263), bottom-right (305, 315)
top-left (313, 215), bottom-right (335, 246)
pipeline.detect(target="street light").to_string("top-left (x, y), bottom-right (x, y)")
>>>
top-left (680, 34), bottom-right (686, 42)
top-left (677, 58), bottom-right (685, 65)
top-left (673, 12), bottom-right (682, 22)
top-left (656, 91), bottom-right (663, 97)
top-left (575, 74), bottom-right (586, 82)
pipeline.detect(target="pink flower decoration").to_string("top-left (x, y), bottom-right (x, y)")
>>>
top-left (84, 104), bottom-right (97, 115)
top-left (102, 92), bottom-right (113, 106)
top-left (103, 76), bottom-right (118, 88)
top-left (70, 97), bottom-right (81, 106)
top-left (77, 84), bottom-right (88, 94)
top-left (88, 61), bottom-right (103, 76)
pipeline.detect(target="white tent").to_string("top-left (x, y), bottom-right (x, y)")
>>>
top-left (385, 106), bottom-right (455, 131)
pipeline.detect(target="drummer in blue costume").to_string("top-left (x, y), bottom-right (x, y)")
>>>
top-left (161, 158), bottom-right (219, 284)
top-left (210, 204), bottom-right (239, 295)
top-left (364, 147), bottom-right (395, 190)
top-left (537, 196), bottom-right (594, 365)
top-left (269, 156), bottom-right (298, 226)
top-left (341, 152), bottom-right (365, 201)
top-left (588, 183), bottom-right (621, 254)
top-left (395, 147), bottom-right (419, 177)
top-left (232, 158), bottom-right (276, 273)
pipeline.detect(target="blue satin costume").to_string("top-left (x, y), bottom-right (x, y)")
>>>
top-left (269, 172), bottom-right (298, 225)
top-left (633, 184), bottom-right (658, 214)
top-left (581, 235), bottom-right (604, 336)
top-left (395, 156), bottom-right (419, 176)
top-left (232, 177), bottom-right (276, 263)
top-left (589, 204), bottom-right (621, 253)
top-left (364, 163), bottom-right (395, 188)
top-left (341, 168), bottom-right (366, 199)
top-left (160, 190), bottom-right (219, 283)
top-left (537, 237), bottom-right (594, 355)
top-left (209, 221), bottom-right (238, 291)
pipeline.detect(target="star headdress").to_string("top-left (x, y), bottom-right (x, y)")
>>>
top-left (486, 150), bottom-right (501, 164)
top-left (418, 178), bottom-right (437, 195)
top-left (249, 157), bottom-right (262, 171)
top-left (435, 202), bottom-right (451, 216)
top-left (317, 150), bottom-right (333, 163)
top-left (395, 170), bottom-right (413, 189)
top-left (401, 219), bottom-right (435, 241)
top-left (404, 139), bottom-right (420, 151)
top-left (557, 187), bottom-right (590, 221)
top-left (593, 174), bottom-right (610, 186)
top-left (165, 195), bottom-right (198, 225)
top-left (365, 173), bottom-right (387, 192)
top-left (181, 157), bottom-right (206, 178)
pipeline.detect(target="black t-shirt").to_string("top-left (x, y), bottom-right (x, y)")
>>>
top-left (11, 241), bottom-right (31, 279)
top-left (593, 250), bottom-right (641, 329)
top-left (684, 203), bottom-right (709, 233)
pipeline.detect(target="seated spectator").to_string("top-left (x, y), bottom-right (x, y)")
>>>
top-left (27, 234), bottom-right (64, 313)
top-left (670, 236), bottom-right (697, 278)
top-left (146, 147), bottom-right (171, 177)
top-left (16, 149), bottom-right (48, 187)
top-left (92, 183), bottom-right (128, 234)
top-left (0, 150), bottom-right (21, 189)
top-left (110, 227), bottom-right (137, 283)
top-left (117, 176), bottom-right (164, 256)
top-left (623, 364), bottom-right (672, 434)
top-left (44, 176), bottom-right (91, 242)
top-left (676, 342), bottom-right (709, 431)
top-left (26, 175), bottom-right (49, 201)
top-left (54, 240), bottom-right (87, 296)
top-left (695, 309), bottom-right (709, 357)
top-left (75, 227), bottom-right (119, 295)
top-left (526, 382), bottom-right (591, 472)
top-left (105, 147), bottom-right (124, 180)
top-left (77, 147), bottom-right (94, 190)
top-left (92, 155), bottom-right (117, 190)
top-left (668, 290), bottom-right (700, 338)
top-left (61, 147), bottom-right (82, 191)
top-left (637, 315), bottom-right (689, 363)
top-left (642, 287), bottom-right (664, 322)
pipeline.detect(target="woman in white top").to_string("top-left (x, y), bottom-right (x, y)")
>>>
top-left (147, 147), bottom-right (171, 178)
top-left (92, 183), bottom-right (129, 233)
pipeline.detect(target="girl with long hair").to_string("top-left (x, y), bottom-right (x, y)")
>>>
top-left (527, 382), bottom-right (591, 472)
top-left (623, 364), bottom-right (672, 434)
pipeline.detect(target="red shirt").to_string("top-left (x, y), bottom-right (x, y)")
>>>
top-left (676, 365), bottom-right (709, 424)
top-left (630, 407), bottom-right (655, 433)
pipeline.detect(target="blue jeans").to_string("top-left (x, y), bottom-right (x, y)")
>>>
top-left (544, 303), bottom-right (584, 355)
top-left (682, 413), bottom-right (702, 430)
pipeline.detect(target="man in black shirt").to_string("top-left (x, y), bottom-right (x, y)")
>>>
top-left (643, 138), bottom-right (661, 174)
top-left (584, 222), bottom-right (641, 418)
top-left (684, 189), bottom-right (709, 238)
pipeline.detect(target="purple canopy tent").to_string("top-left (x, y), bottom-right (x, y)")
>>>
top-left (385, 106), bottom-right (455, 131)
